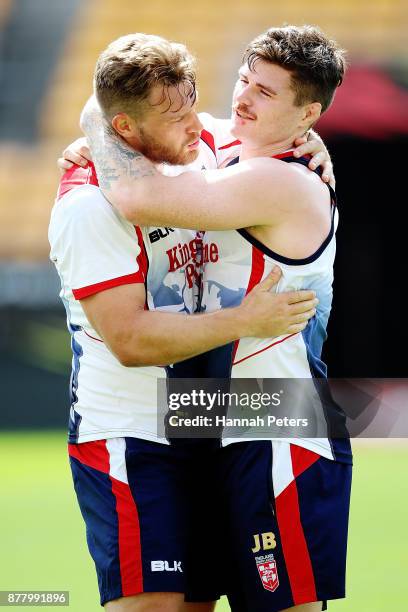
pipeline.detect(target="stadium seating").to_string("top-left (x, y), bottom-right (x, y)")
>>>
top-left (0, 0), bottom-right (407, 259)
top-left (0, 0), bottom-right (11, 26)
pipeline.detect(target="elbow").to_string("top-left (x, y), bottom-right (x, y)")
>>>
top-left (114, 346), bottom-right (146, 368)
top-left (113, 344), bottom-right (160, 368)
top-left (116, 351), bottom-right (139, 368)
top-left (107, 335), bottom-right (144, 367)
top-left (109, 187), bottom-right (136, 221)
top-left (111, 186), bottom-right (148, 225)
top-left (107, 324), bottom-right (165, 367)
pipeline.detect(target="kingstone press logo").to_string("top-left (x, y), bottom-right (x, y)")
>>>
top-left (165, 239), bottom-right (219, 289)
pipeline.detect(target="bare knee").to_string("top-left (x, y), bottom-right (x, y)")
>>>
top-left (183, 604), bottom-right (216, 612)
top-left (104, 592), bottom-right (185, 612)
top-left (280, 602), bottom-right (323, 612)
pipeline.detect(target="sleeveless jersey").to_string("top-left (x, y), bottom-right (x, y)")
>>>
top-left (199, 152), bottom-right (351, 463)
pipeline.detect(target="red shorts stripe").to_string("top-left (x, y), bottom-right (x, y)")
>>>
top-left (68, 440), bottom-right (110, 474)
top-left (110, 476), bottom-right (144, 595)
top-left (290, 445), bottom-right (320, 479)
top-left (275, 480), bottom-right (317, 605)
top-left (69, 440), bottom-right (144, 595)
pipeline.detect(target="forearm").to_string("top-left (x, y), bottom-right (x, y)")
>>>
top-left (80, 98), bottom-right (246, 231)
top-left (112, 307), bottom-right (251, 367)
top-left (79, 97), bottom-right (296, 231)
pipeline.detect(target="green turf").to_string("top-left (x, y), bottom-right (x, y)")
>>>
top-left (1, 433), bottom-right (407, 611)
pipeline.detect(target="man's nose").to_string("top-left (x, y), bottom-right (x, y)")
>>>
top-left (236, 84), bottom-right (252, 106)
top-left (188, 112), bottom-right (203, 134)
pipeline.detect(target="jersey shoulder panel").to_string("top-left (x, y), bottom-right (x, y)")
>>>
top-left (49, 184), bottom-right (144, 299)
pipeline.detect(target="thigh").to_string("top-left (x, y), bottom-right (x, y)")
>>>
top-left (217, 441), bottom-right (352, 612)
top-left (104, 591), bottom-right (216, 611)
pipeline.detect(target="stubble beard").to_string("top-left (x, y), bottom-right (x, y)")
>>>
top-left (138, 128), bottom-right (199, 166)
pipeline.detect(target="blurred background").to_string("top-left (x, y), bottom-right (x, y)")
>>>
top-left (0, 1), bottom-right (407, 610)
top-left (1, 0), bottom-right (408, 426)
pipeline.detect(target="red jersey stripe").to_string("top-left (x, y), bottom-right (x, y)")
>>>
top-left (134, 226), bottom-right (148, 282)
top-left (218, 139), bottom-right (241, 150)
top-left (57, 162), bottom-right (98, 200)
top-left (110, 476), bottom-right (144, 596)
top-left (134, 226), bottom-right (149, 310)
top-left (83, 330), bottom-right (104, 343)
top-left (232, 246), bottom-right (265, 363)
top-left (200, 129), bottom-right (216, 156)
top-left (273, 150), bottom-right (312, 161)
top-left (233, 332), bottom-right (298, 366)
top-left (275, 480), bottom-right (318, 605)
top-left (68, 440), bottom-right (110, 474)
top-left (72, 271), bottom-right (145, 300)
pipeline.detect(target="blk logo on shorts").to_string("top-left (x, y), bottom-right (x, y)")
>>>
top-left (151, 560), bottom-right (183, 572)
top-left (255, 554), bottom-right (279, 592)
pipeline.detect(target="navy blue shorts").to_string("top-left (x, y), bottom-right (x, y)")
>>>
top-left (69, 437), bottom-right (220, 606)
top-left (217, 441), bottom-right (352, 612)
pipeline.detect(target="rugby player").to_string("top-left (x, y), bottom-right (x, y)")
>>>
top-left (50, 33), bottom-right (333, 612)
top-left (79, 25), bottom-right (352, 612)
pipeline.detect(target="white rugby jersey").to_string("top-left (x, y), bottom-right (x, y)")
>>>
top-left (49, 113), bottom-right (221, 445)
top-left (199, 151), bottom-right (351, 464)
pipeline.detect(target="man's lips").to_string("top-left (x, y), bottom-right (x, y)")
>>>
top-left (187, 139), bottom-right (200, 149)
top-left (234, 108), bottom-right (256, 121)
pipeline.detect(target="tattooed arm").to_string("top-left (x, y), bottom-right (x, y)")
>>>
top-left (80, 97), bottom-right (329, 233)
top-left (79, 96), bottom-right (157, 192)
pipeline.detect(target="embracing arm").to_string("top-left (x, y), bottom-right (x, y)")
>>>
top-left (80, 97), bottom-right (308, 230)
top-left (81, 273), bottom-right (317, 367)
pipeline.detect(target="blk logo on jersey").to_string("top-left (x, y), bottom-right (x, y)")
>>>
top-left (149, 227), bottom-right (175, 243)
top-left (255, 554), bottom-right (279, 592)
top-left (252, 532), bottom-right (277, 553)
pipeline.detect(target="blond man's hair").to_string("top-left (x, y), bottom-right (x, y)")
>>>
top-left (94, 33), bottom-right (196, 120)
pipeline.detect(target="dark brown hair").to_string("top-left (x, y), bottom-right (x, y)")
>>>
top-left (94, 33), bottom-right (196, 120)
top-left (243, 25), bottom-right (346, 112)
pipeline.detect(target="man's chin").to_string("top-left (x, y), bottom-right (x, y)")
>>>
top-left (146, 146), bottom-right (199, 167)
top-left (176, 148), bottom-right (200, 166)
top-left (230, 121), bottom-right (245, 140)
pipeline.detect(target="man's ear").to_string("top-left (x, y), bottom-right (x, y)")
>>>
top-left (111, 113), bottom-right (139, 138)
top-left (300, 102), bottom-right (322, 130)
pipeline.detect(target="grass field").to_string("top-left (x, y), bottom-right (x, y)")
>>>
top-left (1, 432), bottom-right (407, 611)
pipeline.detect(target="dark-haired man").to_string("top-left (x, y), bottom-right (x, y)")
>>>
top-left (51, 32), bottom-right (332, 612)
top-left (81, 25), bottom-right (352, 612)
